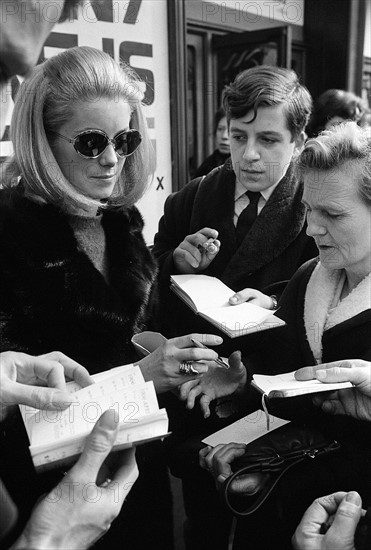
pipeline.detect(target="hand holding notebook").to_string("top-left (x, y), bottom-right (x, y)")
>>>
top-left (170, 274), bottom-right (285, 338)
top-left (251, 370), bottom-right (352, 399)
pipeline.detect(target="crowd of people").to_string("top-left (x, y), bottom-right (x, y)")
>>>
top-left (0, 1), bottom-right (370, 550)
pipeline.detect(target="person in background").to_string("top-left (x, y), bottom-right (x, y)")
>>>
top-left (193, 108), bottom-right (230, 177)
top-left (307, 88), bottom-right (365, 137)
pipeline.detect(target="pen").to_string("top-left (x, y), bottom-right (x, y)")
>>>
top-left (320, 515), bottom-right (335, 534)
top-left (197, 238), bottom-right (217, 254)
top-left (190, 338), bottom-right (229, 369)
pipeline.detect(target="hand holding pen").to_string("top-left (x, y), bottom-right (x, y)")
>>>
top-left (173, 227), bottom-right (221, 274)
top-left (191, 338), bottom-right (229, 369)
top-left (293, 491), bottom-right (367, 550)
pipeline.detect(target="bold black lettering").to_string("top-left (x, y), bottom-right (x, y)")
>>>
top-left (90, 0), bottom-right (114, 23)
top-left (123, 0), bottom-right (142, 24)
top-left (156, 177), bottom-right (164, 190)
top-left (119, 41), bottom-right (154, 104)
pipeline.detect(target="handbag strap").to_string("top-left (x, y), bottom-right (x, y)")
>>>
top-left (222, 440), bottom-right (340, 516)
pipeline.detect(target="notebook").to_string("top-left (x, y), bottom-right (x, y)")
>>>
top-left (170, 274), bottom-right (285, 338)
top-left (19, 364), bottom-right (169, 471)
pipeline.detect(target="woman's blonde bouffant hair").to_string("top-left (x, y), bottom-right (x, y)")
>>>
top-left (4, 46), bottom-right (156, 211)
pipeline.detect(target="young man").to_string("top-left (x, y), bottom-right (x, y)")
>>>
top-left (153, 65), bottom-right (317, 343)
top-left (153, 66), bottom-right (318, 550)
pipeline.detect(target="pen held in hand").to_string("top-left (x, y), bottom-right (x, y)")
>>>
top-left (197, 238), bottom-right (218, 254)
top-left (190, 338), bottom-right (229, 369)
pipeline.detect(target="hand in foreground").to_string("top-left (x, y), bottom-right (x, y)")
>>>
top-left (173, 227), bottom-right (220, 273)
top-left (12, 410), bottom-right (139, 550)
top-left (229, 288), bottom-right (275, 310)
top-left (179, 350), bottom-right (247, 418)
top-left (137, 334), bottom-right (223, 394)
top-left (292, 491), bottom-right (363, 550)
top-left (0, 351), bottom-right (93, 421)
top-left (199, 443), bottom-right (264, 494)
top-left (295, 359), bottom-right (371, 421)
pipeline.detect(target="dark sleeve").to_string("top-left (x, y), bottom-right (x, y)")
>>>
top-left (152, 178), bottom-right (201, 284)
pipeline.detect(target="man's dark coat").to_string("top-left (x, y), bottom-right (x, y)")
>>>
top-left (153, 160), bottom-right (318, 339)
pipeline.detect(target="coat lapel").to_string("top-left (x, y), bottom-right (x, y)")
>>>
top-left (221, 164), bottom-right (306, 283)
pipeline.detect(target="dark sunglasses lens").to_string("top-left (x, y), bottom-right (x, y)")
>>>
top-left (115, 130), bottom-right (142, 157)
top-left (76, 132), bottom-right (108, 157)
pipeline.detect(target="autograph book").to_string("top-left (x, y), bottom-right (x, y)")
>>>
top-left (251, 371), bottom-right (352, 399)
top-left (19, 364), bottom-right (169, 471)
top-left (170, 274), bottom-right (285, 338)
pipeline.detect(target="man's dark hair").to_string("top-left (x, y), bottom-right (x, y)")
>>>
top-left (222, 65), bottom-right (312, 140)
top-left (307, 88), bottom-right (365, 137)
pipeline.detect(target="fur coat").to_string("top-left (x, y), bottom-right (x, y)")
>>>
top-left (0, 187), bottom-right (177, 550)
top-left (0, 186), bottom-right (158, 374)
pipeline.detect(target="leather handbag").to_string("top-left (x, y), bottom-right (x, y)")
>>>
top-left (222, 422), bottom-right (340, 516)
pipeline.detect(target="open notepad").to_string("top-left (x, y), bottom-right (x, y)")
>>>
top-left (252, 371), bottom-right (352, 399)
top-left (19, 364), bottom-right (169, 471)
top-left (170, 274), bottom-right (285, 338)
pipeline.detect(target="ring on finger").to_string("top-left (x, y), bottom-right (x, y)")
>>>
top-left (179, 361), bottom-right (199, 375)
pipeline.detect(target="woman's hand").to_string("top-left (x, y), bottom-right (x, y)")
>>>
top-left (173, 227), bottom-right (220, 273)
top-left (0, 351), bottom-right (93, 421)
top-left (295, 359), bottom-right (371, 422)
top-left (178, 351), bottom-right (247, 418)
top-left (292, 491), bottom-right (363, 550)
top-left (136, 334), bottom-right (223, 394)
top-left (199, 443), bottom-right (265, 494)
top-left (229, 288), bottom-right (275, 310)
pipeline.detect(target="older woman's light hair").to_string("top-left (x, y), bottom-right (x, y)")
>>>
top-left (4, 46), bottom-right (156, 211)
top-left (296, 121), bottom-right (371, 205)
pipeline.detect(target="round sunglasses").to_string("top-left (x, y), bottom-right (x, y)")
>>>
top-left (51, 128), bottom-right (142, 159)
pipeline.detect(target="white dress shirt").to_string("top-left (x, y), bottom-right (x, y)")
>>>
top-left (233, 179), bottom-right (281, 227)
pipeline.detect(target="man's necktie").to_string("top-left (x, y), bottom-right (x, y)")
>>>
top-left (235, 191), bottom-right (261, 246)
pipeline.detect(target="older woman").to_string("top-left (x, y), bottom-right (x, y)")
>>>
top-left (195, 121), bottom-right (371, 549)
top-left (0, 46), bottom-right (222, 550)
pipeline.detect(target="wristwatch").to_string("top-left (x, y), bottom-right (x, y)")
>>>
top-left (270, 295), bottom-right (278, 310)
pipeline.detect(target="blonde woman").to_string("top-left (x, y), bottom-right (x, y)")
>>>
top-left (0, 46), bottom-right (221, 550)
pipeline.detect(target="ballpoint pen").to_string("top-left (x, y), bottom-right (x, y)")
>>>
top-left (197, 238), bottom-right (218, 254)
top-left (190, 338), bottom-right (229, 369)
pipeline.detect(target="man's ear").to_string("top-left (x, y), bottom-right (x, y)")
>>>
top-left (293, 131), bottom-right (306, 158)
